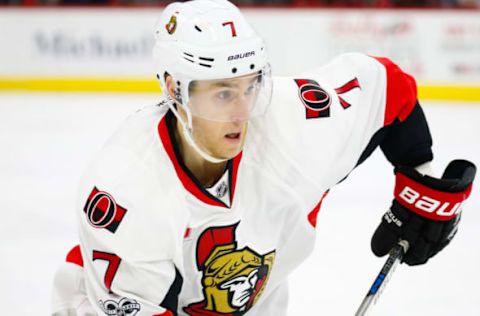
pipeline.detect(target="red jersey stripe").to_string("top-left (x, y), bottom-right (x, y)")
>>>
top-left (65, 245), bottom-right (83, 267)
top-left (372, 56), bottom-right (418, 126)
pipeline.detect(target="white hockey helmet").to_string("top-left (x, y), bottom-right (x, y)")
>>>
top-left (153, 0), bottom-right (272, 123)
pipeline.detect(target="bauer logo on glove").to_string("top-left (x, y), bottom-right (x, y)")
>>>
top-left (372, 159), bottom-right (476, 266)
top-left (395, 172), bottom-right (472, 221)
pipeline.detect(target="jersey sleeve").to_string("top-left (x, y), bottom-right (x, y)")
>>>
top-left (350, 55), bottom-right (433, 168)
top-left (261, 53), bottom-right (425, 193)
top-left (76, 143), bottom-right (187, 315)
top-left (372, 56), bottom-right (418, 126)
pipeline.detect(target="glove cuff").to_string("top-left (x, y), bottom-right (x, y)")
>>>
top-left (394, 171), bottom-right (472, 221)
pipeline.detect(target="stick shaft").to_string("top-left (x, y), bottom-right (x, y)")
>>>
top-left (355, 240), bottom-right (409, 316)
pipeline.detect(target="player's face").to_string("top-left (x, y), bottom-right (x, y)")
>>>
top-left (186, 76), bottom-right (257, 159)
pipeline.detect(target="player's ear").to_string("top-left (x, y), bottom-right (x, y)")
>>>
top-left (165, 73), bottom-right (185, 112)
top-left (164, 74), bottom-right (176, 101)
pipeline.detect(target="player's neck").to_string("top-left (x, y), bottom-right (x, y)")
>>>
top-left (174, 120), bottom-right (227, 188)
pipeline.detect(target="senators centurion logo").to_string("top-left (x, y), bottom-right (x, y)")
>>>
top-left (83, 187), bottom-right (127, 233)
top-left (184, 223), bottom-right (276, 316)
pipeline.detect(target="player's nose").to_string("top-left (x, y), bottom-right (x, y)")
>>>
top-left (230, 97), bottom-right (250, 123)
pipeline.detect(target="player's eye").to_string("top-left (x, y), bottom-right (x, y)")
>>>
top-left (215, 89), bottom-right (235, 102)
top-left (244, 83), bottom-right (258, 97)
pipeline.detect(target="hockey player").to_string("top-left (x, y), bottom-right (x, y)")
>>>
top-left (51, 0), bottom-right (475, 315)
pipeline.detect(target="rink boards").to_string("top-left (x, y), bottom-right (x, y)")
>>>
top-left (0, 8), bottom-right (480, 101)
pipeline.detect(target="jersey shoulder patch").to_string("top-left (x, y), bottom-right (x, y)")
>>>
top-left (83, 186), bottom-right (127, 234)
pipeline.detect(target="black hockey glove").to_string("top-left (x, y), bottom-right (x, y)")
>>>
top-left (371, 160), bottom-right (475, 266)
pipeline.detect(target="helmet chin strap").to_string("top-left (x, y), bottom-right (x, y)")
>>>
top-left (166, 97), bottom-right (229, 164)
top-left (183, 126), bottom-right (228, 164)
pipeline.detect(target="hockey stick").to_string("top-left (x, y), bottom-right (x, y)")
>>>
top-left (354, 240), bottom-right (410, 316)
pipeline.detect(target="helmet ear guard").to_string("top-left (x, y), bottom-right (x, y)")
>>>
top-left (174, 86), bottom-right (183, 105)
top-left (157, 72), bottom-right (183, 107)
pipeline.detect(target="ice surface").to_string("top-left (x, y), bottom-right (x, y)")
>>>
top-left (0, 93), bottom-right (478, 315)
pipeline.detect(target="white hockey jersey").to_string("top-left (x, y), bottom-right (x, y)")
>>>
top-left (63, 53), bottom-right (418, 316)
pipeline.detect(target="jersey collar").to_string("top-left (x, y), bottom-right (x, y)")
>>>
top-left (158, 111), bottom-right (242, 209)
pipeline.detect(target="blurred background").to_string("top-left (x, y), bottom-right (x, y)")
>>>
top-left (1, 0), bottom-right (479, 99)
top-left (0, 0), bottom-right (478, 315)
top-left (1, 0), bottom-right (479, 8)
